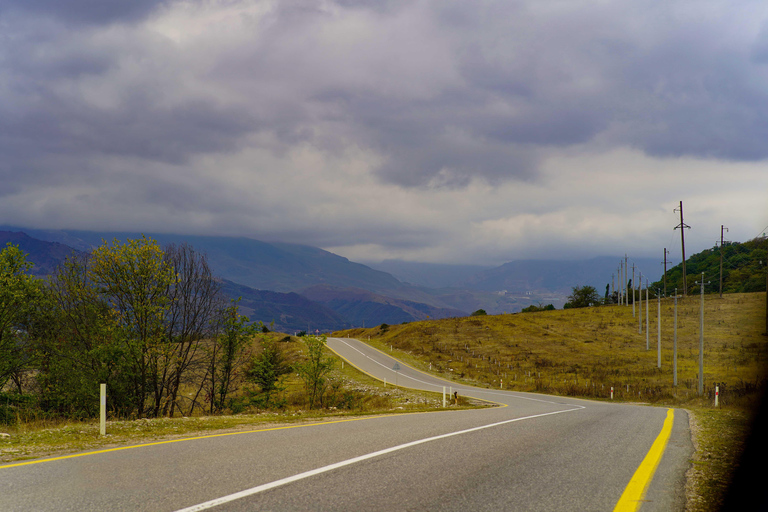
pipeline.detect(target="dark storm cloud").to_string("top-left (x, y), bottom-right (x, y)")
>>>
top-left (0, 0), bottom-right (168, 25)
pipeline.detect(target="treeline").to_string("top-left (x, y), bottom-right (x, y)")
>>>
top-left (0, 237), bottom-right (272, 421)
top-left (652, 236), bottom-right (768, 295)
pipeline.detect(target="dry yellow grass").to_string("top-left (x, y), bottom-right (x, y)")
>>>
top-left (336, 292), bottom-right (767, 407)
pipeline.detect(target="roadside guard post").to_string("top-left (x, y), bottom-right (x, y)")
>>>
top-left (100, 383), bottom-right (106, 436)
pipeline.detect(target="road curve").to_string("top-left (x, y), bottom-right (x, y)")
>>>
top-left (0, 337), bottom-right (692, 512)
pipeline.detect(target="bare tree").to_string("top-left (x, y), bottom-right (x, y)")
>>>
top-left (160, 243), bottom-right (224, 417)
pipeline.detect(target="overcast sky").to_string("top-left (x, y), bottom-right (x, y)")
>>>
top-left (1, 0), bottom-right (767, 266)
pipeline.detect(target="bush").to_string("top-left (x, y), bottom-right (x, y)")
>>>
top-left (521, 304), bottom-right (555, 313)
top-left (471, 309), bottom-right (487, 316)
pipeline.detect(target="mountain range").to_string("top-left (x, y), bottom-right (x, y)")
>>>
top-left (0, 227), bottom-right (663, 331)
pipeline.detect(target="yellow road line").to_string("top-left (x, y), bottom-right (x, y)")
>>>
top-left (0, 415), bottom-right (389, 470)
top-left (613, 408), bottom-right (675, 512)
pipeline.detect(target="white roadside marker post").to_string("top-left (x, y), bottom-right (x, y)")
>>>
top-left (715, 385), bottom-right (719, 407)
top-left (610, 386), bottom-right (614, 400)
top-left (100, 383), bottom-right (106, 436)
top-left (443, 387), bottom-right (446, 408)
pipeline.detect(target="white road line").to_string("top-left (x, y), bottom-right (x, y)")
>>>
top-left (330, 338), bottom-right (580, 407)
top-left (173, 406), bottom-right (583, 512)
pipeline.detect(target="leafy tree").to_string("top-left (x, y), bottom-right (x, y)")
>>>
top-left (35, 253), bottom-right (136, 418)
top-left (471, 309), bottom-right (488, 316)
top-left (294, 335), bottom-right (334, 409)
top-left (205, 299), bottom-right (256, 414)
top-left (0, 243), bottom-right (43, 390)
top-left (90, 236), bottom-right (176, 417)
top-left (564, 285), bottom-right (600, 309)
top-left (246, 337), bottom-right (290, 408)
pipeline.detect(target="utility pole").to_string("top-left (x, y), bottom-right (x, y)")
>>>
top-left (657, 289), bottom-right (661, 369)
top-left (674, 201), bottom-right (690, 296)
top-left (719, 225), bottom-right (728, 298)
top-left (663, 248), bottom-right (670, 297)
top-left (673, 288), bottom-right (679, 387)
top-left (696, 273), bottom-right (710, 396)
top-left (639, 271), bottom-right (643, 335)
top-left (646, 282), bottom-right (650, 353)
top-left (625, 255), bottom-right (629, 306)
top-left (619, 263), bottom-right (623, 305)
top-left (632, 263), bottom-right (636, 316)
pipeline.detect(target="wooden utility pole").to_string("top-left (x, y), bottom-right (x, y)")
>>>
top-left (719, 225), bottom-right (728, 298)
top-left (674, 201), bottom-right (690, 296)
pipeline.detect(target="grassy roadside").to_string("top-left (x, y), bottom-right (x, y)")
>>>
top-left (684, 406), bottom-right (754, 512)
top-left (0, 352), bottom-right (484, 465)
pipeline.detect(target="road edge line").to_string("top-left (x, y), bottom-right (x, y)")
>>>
top-left (613, 408), bottom-right (675, 512)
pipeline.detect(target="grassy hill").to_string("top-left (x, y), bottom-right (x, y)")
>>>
top-left (335, 292), bottom-right (767, 407)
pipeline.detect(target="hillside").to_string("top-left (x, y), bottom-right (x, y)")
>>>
top-left (335, 292), bottom-right (767, 405)
top-left (463, 256), bottom-right (661, 295)
top-left (652, 236), bottom-right (768, 295)
top-left (0, 228), bottom-right (405, 293)
top-left (300, 285), bottom-right (466, 326)
top-left (0, 231), bottom-right (84, 276)
top-left (219, 280), bottom-right (347, 333)
top-left (366, 260), bottom-right (493, 288)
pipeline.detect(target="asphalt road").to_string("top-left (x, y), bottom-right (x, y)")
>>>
top-left (0, 337), bottom-right (692, 512)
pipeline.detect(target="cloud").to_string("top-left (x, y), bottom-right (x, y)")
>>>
top-left (0, 0), bottom-right (766, 265)
top-left (0, 0), bottom-right (168, 25)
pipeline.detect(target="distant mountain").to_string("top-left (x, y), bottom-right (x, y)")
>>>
top-left (0, 231), bottom-right (83, 276)
top-left (0, 227), bottom-right (404, 293)
top-left (301, 285), bottom-right (467, 327)
top-left (1, 226), bottom-right (671, 321)
top-left (462, 257), bottom-right (662, 295)
top-left (366, 260), bottom-right (493, 288)
top-left (220, 280), bottom-right (348, 333)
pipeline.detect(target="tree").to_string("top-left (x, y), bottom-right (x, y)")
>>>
top-left (246, 336), bottom-right (290, 408)
top-left (471, 309), bottom-right (487, 316)
top-left (564, 285), bottom-right (600, 309)
top-left (204, 299), bottom-right (256, 414)
top-left (90, 236), bottom-right (176, 417)
top-left (521, 304), bottom-right (555, 313)
top-left (0, 243), bottom-right (42, 390)
top-left (161, 243), bottom-right (223, 417)
top-left (35, 252), bottom-right (136, 418)
top-left (294, 335), bottom-right (334, 409)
